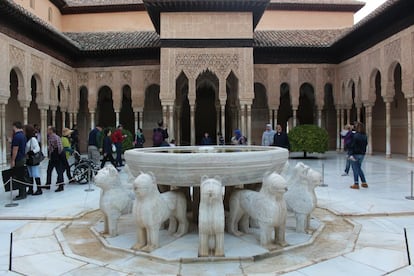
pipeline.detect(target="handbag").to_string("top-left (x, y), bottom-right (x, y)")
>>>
top-left (26, 138), bottom-right (45, 166)
top-left (112, 144), bottom-right (117, 153)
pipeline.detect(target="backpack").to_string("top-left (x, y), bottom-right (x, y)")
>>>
top-left (152, 129), bottom-right (164, 146)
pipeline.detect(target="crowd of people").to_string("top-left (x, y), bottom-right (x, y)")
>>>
top-left (6, 118), bottom-right (368, 201)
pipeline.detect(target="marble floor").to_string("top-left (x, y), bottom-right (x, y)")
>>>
top-left (1, 151), bottom-right (414, 275)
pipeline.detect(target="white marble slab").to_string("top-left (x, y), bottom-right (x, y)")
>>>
top-left (388, 265), bottom-right (414, 276)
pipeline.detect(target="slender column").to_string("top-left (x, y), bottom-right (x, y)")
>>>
top-left (139, 110), bottom-right (143, 130)
top-left (69, 112), bottom-right (73, 128)
top-left (73, 113), bottom-right (77, 126)
top-left (190, 104), bottom-right (196, 145)
top-left (40, 108), bottom-right (48, 154)
top-left (216, 104), bottom-right (220, 138)
top-left (168, 105), bottom-right (174, 141)
top-left (269, 109), bottom-right (273, 126)
top-left (292, 107), bottom-right (297, 127)
top-left (115, 111), bottom-right (120, 127)
top-left (23, 106), bottom-right (28, 125)
top-left (385, 100), bottom-right (392, 158)
top-left (162, 105), bottom-right (167, 128)
top-left (134, 111), bottom-right (139, 132)
top-left (357, 107), bottom-right (361, 122)
top-left (346, 109), bottom-right (351, 125)
top-left (317, 108), bottom-right (322, 127)
top-left (90, 111), bottom-right (95, 129)
top-left (407, 98), bottom-right (412, 160)
top-left (340, 108), bottom-right (344, 150)
top-left (221, 103), bottom-right (225, 142)
top-left (247, 105), bottom-right (252, 145)
top-left (240, 104), bottom-right (246, 136)
top-left (1, 104), bottom-right (6, 164)
top-left (411, 98), bottom-right (414, 160)
top-left (62, 111), bottom-right (66, 129)
top-left (176, 107), bottom-right (181, 145)
top-left (365, 105), bottom-right (373, 155)
top-left (274, 109), bottom-right (278, 127)
top-left (336, 108), bottom-right (341, 151)
top-left (51, 108), bottom-right (56, 127)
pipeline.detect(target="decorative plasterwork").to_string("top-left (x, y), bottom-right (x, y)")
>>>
top-left (254, 68), bottom-right (268, 86)
top-left (30, 55), bottom-right (44, 75)
top-left (9, 45), bottom-right (25, 69)
top-left (298, 68), bottom-right (316, 86)
top-left (323, 68), bottom-right (335, 84)
top-left (121, 70), bottom-right (132, 85)
top-left (143, 70), bottom-right (159, 87)
top-left (96, 71), bottom-right (113, 86)
top-left (368, 49), bottom-right (381, 70)
top-left (77, 72), bottom-right (88, 87)
top-left (175, 53), bottom-right (239, 79)
top-left (279, 68), bottom-right (291, 83)
top-left (384, 39), bottom-right (401, 65)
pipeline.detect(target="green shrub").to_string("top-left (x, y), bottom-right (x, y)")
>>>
top-left (288, 124), bottom-right (328, 157)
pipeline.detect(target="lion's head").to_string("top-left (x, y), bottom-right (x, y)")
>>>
top-left (262, 172), bottom-right (287, 195)
top-left (133, 172), bottom-right (157, 198)
top-left (200, 176), bottom-right (223, 202)
top-left (294, 162), bottom-right (322, 189)
top-left (95, 166), bottom-right (120, 191)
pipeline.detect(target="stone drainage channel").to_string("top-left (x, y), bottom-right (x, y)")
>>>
top-left (44, 207), bottom-right (360, 275)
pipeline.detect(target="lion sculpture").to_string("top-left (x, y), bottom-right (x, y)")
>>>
top-left (284, 162), bottom-right (321, 233)
top-left (132, 172), bottom-right (189, 252)
top-left (95, 166), bottom-right (135, 237)
top-left (228, 172), bottom-right (288, 248)
top-left (198, 176), bottom-right (225, 257)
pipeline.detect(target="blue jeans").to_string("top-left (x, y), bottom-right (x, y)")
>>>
top-left (27, 165), bottom-right (40, 178)
top-left (344, 155), bottom-right (351, 174)
top-left (115, 142), bottom-right (123, 166)
top-left (351, 154), bottom-right (367, 184)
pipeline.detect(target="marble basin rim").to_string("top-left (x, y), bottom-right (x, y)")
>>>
top-left (124, 146), bottom-right (288, 187)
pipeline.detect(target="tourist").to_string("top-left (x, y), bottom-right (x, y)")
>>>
top-left (231, 129), bottom-right (247, 145)
top-left (273, 124), bottom-right (290, 150)
top-left (340, 124), bottom-right (354, 176)
top-left (71, 124), bottom-right (79, 153)
top-left (62, 127), bottom-right (74, 182)
top-left (45, 126), bottom-right (65, 192)
top-left (88, 125), bottom-right (102, 165)
top-left (25, 124), bottom-right (43, 196)
top-left (349, 122), bottom-right (368, 189)
top-left (101, 128), bottom-right (118, 170)
top-left (134, 128), bottom-right (145, 148)
top-left (262, 124), bottom-right (275, 146)
top-left (153, 120), bottom-right (169, 147)
top-left (217, 132), bottom-right (225, 145)
top-left (201, 132), bottom-right (213, 145)
top-left (112, 124), bottom-right (127, 167)
top-left (10, 121), bottom-right (28, 200)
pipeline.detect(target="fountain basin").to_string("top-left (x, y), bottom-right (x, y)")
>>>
top-left (124, 146), bottom-right (288, 186)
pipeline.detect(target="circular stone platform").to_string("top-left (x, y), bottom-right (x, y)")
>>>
top-left (91, 212), bottom-right (323, 262)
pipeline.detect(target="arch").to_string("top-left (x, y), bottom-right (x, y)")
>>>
top-left (175, 71), bottom-right (190, 145)
top-left (120, 85), bottom-right (134, 134)
top-left (97, 86), bottom-right (115, 128)
top-left (298, 83), bottom-right (315, 125)
top-left (143, 84), bottom-right (162, 140)
top-left (28, 75), bottom-right (41, 127)
top-left (6, 70), bottom-right (24, 137)
top-left (372, 71), bottom-right (385, 153)
top-left (278, 82), bottom-right (292, 131)
top-left (195, 70), bottom-right (219, 145)
top-left (390, 63), bottom-right (407, 155)
top-left (323, 83), bottom-right (336, 149)
top-left (225, 71), bottom-right (239, 143)
top-left (387, 61), bottom-right (402, 98)
top-left (252, 82), bottom-right (269, 145)
top-left (77, 86), bottom-right (90, 152)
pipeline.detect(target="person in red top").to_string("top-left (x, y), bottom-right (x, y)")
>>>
top-left (111, 124), bottom-right (127, 167)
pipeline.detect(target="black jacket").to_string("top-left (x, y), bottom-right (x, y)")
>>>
top-left (349, 132), bottom-right (368, 155)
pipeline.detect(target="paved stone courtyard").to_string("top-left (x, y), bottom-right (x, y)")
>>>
top-left (1, 151), bottom-right (414, 275)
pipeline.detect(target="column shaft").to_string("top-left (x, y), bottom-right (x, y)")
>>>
top-left (340, 109), bottom-right (344, 150)
top-left (1, 104), bottom-right (6, 164)
top-left (407, 98), bottom-right (412, 160)
top-left (247, 105), bottom-right (251, 145)
top-left (366, 106), bottom-right (373, 155)
top-left (385, 101), bottom-right (391, 158)
top-left (221, 104), bottom-right (225, 142)
top-left (336, 109), bottom-right (341, 151)
top-left (169, 105), bottom-right (174, 141)
top-left (190, 105), bottom-right (195, 145)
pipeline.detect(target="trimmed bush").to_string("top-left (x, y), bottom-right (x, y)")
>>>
top-left (99, 127), bottom-right (134, 153)
top-left (288, 124), bottom-right (328, 158)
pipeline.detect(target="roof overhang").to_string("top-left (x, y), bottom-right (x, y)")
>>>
top-left (142, 0), bottom-right (270, 34)
top-left (267, 1), bottom-right (364, 13)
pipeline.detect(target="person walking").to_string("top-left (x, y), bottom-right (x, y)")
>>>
top-left (10, 121), bottom-right (27, 200)
top-left (62, 128), bottom-right (74, 183)
top-left (101, 128), bottom-right (118, 169)
top-left (340, 124), bottom-right (354, 176)
top-left (152, 120), bottom-right (169, 147)
top-left (134, 128), bottom-right (145, 148)
top-left (231, 129), bottom-right (247, 145)
top-left (349, 122), bottom-right (368, 189)
top-left (25, 124), bottom-right (43, 196)
top-left (201, 132), bottom-right (213, 145)
top-left (45, 126), bottom-right (65, 192)
top-left (273, 124), bottom-right (290, 150)
top-left (88, 125), bottom-right (102, 165)
top-left (261, 124), bottom-right (275, 146)
top-left (112, 124), bottom-right (127, 167)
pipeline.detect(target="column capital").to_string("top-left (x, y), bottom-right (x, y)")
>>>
top-left (133, 107), bottom-right (144, 113)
